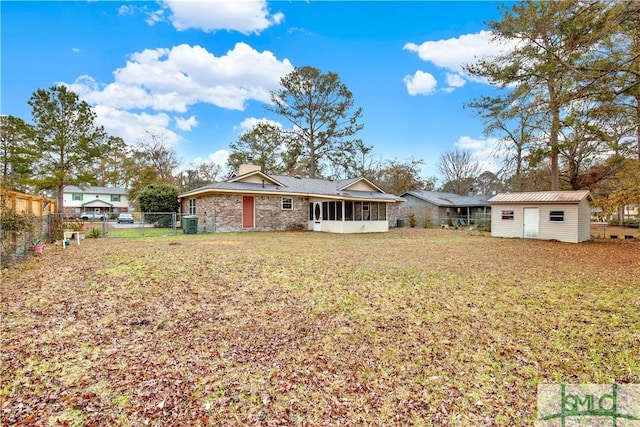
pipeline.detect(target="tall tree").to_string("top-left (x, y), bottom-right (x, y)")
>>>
top-left (180, 161), bottom-right (223, 192)
top-left (0, 115), bottom-right (37, 192)
top-left (227, 122), bottom-right (286, 174)
top-left (28, 85), bottom-right (107, 213)
top-left (370, 157), bottom-right (434, 195)
top-left (93, 136), bottom-right (129, 187)
top-left (437, 148), bottom-right (481, 195)
top-left (268, 66), bottom-right (364, 178)
top-left (465, 1), bottom-right (609, 190)
top-left (135, 131), bottom-right (180, 184)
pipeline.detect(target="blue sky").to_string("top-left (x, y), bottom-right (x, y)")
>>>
top-left (1, 1), bottom-right (509, 182)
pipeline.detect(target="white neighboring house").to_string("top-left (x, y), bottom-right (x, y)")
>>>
top-left (488, 190), bottom-right (593, 243)
top-left (62, 186), bottom-right (130, 218)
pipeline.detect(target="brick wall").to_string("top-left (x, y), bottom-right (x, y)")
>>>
top-left (184, 194), bottom-right (308, 232)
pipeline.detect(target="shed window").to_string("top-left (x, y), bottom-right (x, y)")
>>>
top-left (282, 197), bottom-right (293, 210)
top-left (188, 199), bottom-right (196, 215)
top-left (72, 193), bottom-right (83, 201)
top-left (501, 210), bottom-right (514, 221)
top-left (549, 210), bottom-right (564, 222)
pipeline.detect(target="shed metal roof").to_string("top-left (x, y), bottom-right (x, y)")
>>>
top-left (488, 190), bottom-right (591, 204)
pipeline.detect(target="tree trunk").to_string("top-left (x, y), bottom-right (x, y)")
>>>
top-left (57, 185), bottom-right (64, 216)
top-left (548, 85), bottom-right (561, 191)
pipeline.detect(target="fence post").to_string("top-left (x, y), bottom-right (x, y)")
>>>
top-left (172, 212), bottom-right (177, 234)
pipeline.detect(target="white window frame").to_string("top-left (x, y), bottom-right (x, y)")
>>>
top-left (188, 198), bottom-right (196, 215)
top-left (282, 197), bottom-right (293, 210)
top-left (549, 210), bottom-right (564, 222)
top-left (501, 210), bottom-right (514, 221)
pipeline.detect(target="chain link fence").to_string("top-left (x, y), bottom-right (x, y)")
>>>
top-left (105, 212), bottom-right (178, 238)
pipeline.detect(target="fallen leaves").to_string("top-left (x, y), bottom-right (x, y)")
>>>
top-left (1, 229), bottom-right (639, 425)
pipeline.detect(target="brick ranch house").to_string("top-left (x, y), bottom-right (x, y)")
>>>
top-left (177, 164), bottom-right (404, 233)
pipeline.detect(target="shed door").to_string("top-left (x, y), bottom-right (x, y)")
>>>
top-left (242, 196), bottom-right (254, 229)
top-left (523, 207), bottom-right (539, 239)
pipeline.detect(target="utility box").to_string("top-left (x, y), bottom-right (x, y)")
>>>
top-left (182, 216), bottom-right (198, 234)
top-left (396, 219), bottom-right (405, 228)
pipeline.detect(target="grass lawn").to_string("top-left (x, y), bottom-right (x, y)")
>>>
top-left (1, 229), bottom-right (639, 425)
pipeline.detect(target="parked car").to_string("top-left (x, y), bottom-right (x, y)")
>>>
top-left (80, 211), bottom-right (105, 220)
top-left (117, 213), bottom-right (135, 224)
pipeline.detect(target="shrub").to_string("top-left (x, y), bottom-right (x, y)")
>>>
top-left (408, 214), bottom-right (418, 228)
top-left (88, 228), bottom-right (101, 238)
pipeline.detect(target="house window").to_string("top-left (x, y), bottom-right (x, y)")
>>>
top-left (549, 210), bottom-right (564, 222)
top-left (72, 193), bottom-right (83, 201)
top-left (111, 195), bottom-right (121, 202)
top-left (282, 197), bottom-right (293, 210)
top-left (188, 199), bottom-right (196, 215)
top-left (501, 210), bottom-right (514, 220)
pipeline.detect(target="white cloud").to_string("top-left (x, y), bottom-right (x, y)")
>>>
top-left (63, 42), bottom-right (294, 161)
top-left (455, 136), bottom-right (504, 173)
top-left (175, 115), bottom-right (198, 131)
top-left (118, 5), bottom-right (134, 16)
top-left (403, 70), bottom-right (437, 96)
top-left (68, 43), bottom-right (293, 113)
top-left (157, 0), bottom-right (284, 34)
top-left (72, 48), bottom-right (80, 53)
top-left (235, 117), bottom-right (283, 134)
top-left (404, 30), bottom-right (517, 91)
top-left (91, 105), bottom-right (181, 147)
top-left (446, 73), bottom-right (466, 88)
top-left (193, 149), bottom-right (230, 167)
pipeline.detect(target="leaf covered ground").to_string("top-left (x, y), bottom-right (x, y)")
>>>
top-left (1, 229), bottom-right (639, 426)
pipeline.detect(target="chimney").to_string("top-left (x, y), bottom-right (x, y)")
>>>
top-left (468, 187), bottom-right (474, 197)
top-left (239, 157), bottom-right (261, 175)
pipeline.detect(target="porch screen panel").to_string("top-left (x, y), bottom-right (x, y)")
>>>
top-left (337, 202), bottom-right (343, 220)
top-left (370, 202), bottom-right (378, 221)
top-left (345, 202), bottom-right (353, 221)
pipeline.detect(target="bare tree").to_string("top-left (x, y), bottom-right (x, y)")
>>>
top-left (438, 148), bottom-right (481, 195)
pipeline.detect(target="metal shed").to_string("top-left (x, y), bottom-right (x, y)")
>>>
top-left (488, 190), bottom-right (593, 243)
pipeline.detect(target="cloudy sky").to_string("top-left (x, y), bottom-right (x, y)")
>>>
top-left (1, 0), bottom-right (509, 181)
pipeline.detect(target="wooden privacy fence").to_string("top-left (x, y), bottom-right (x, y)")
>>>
top-left (0, 189), bottom-right (58, 214)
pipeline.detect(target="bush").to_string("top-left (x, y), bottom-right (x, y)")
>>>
top-left (138, 184), bottom-right (179, 227)
top-left (408, 214), bottom-right (418, 228)
top-left (88, 228), bottom-right (101, 238)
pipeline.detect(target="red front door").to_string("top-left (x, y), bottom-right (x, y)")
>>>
top-left (242, 196), bottom-right (254, 229)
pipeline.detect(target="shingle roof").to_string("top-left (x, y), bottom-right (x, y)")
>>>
top-left (179, 174), bottom-right (404, 202)
top-left (63, 186), bottom-right (127, 195)
top-left (488, 190), bottom-right (592, 204)
top-left (401, 190), bottom-right (492, 207)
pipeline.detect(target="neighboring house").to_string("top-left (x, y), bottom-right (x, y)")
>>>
top-left (489, 190), bottom-right (593, 243)
top-left (62, 186), bottom-right (130, 218)
top-left (399, 190), bottom-right (492, 227)
top-left (177, 164), bottom-right (404, 233)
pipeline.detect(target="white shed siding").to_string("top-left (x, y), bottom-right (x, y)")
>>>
top-left (491, 205), bottom-right (523, 238)
top-left (578, 199), bottom-right (592, 242)
top-left (538, 204), bottom-right (579, 243)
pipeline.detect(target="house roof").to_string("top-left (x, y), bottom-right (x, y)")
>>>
top-left (488, 190), bottom-right (592, 204)
top-left (401, 190), bottom-right (492, 207)
top-left (179, 172), bottom-right (404, 202)
top-left (64, 186), bottom-right (127, 195)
